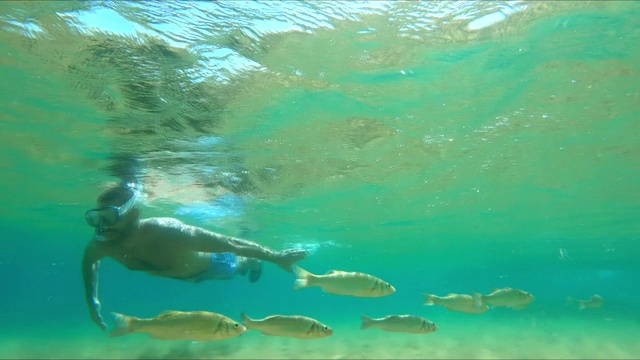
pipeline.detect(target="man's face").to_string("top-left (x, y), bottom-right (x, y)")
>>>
top-left (93, 196), bottom-right (138, 241)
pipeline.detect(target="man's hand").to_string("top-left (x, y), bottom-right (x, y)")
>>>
top-left (90, 300), bottom-right (108, 331)
top-left (275, 248), bottom-right (308, 272)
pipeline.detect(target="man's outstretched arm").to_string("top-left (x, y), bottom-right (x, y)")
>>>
top-left (82, 243), bottom-right (107, 330)
top-left (188, 227), bottom-right (308, 271)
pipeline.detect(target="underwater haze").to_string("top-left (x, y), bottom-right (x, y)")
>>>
top-left (1, 1), bottom-right (639, 358)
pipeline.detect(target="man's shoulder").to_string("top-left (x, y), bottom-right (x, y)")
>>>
top-left (141, 217), bottom-right (185, 225)
top-left (139, 217), bottom-right (199, 239)
top-left (140, 217), bottom-right (189, 228)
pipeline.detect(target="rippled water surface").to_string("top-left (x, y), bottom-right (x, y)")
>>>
top-left (1, 1), bottom-right (639, 359)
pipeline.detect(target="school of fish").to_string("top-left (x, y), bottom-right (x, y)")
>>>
top-left (109, 265), bottom-right (603, 341)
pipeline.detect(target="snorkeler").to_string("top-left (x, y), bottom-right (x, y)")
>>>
top-left (82, 182), bottom-right (308, 331)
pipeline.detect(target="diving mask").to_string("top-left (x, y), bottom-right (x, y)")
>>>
top-left (85, 189), bottom-right (139, 228)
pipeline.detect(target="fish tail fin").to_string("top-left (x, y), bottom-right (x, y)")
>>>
top-left (360, 314), bottom-right (373, 330)
top-left (109, 312), bottom-right (137, 337)
top-left (292, 266), bottom-right (312, 290)
top-left (472, 292), bottom-right (485, 310)
top-left (241, 311), bottom-right (253, 328)
top-left (423, 293), bottom-right (436, 305)
top-left (566, 296), bottom-right (586, 310)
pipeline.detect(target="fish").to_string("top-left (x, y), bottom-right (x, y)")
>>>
top-left (559, 247), bottom-right (571, 260)
top-left (241, 312), bottom-right (333, 339)
top-left (566, 294), bottom-right (604, 310)
top-left (109, 310), bottom-right (246, 341)
top-left (423, 292), bottom-right (488, 314)
top-left (292, 266), bottom-right (396, 297)
top-left (360, 314), bottom-right (438, 334)
top-left (482, 287), bottom-right (534, 309)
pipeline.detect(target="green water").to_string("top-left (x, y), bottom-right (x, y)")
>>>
top-left (1, 1), bottom-right (639, 359)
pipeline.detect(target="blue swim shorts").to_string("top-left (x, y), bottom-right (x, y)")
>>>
top-left (188, 252), bottom-right (238, 282)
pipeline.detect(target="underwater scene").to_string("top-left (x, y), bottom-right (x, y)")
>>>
top-left (1, 1), bottom-right (639, 359)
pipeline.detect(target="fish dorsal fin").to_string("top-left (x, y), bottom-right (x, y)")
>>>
top-left (157, 310), bottom-right (180, 318)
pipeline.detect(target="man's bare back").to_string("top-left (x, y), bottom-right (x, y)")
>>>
top-left (82, 183), bottom-right (308, 330)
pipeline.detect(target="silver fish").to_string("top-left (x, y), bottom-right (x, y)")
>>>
top-left (110, 310), bottom-right (246, 341)
top-left (482, 287), bottom-right (534, 309)
top-left (423, 292), bottom-right (488, 313)
top-left (242, 312), bottom-right (333, 339)
top-left (567, 294), bottom-right (604, 309)
top-left (292, 266), bottom-right (396, 297)
top-left (361, 314), bottom-right (438, 334)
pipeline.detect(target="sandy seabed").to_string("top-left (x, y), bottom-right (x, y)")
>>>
top-left (1, 315), bottom-right (638, 359)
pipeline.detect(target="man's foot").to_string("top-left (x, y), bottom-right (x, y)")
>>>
top-left (248, 259), bottom-right (262, 283)
top-left (237, 257), bottom-right (262, 283)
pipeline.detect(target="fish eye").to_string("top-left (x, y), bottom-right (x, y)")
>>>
top-left (234, 323), bottom-right (239, 328)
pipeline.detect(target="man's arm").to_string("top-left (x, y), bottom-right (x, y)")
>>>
top-left (188, 226), bottom-right (308, 271)
top-left (82, 242), bottom-right (107, 330)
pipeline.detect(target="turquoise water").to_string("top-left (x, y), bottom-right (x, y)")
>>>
top-left (1, 1), bottom-right (639, 358)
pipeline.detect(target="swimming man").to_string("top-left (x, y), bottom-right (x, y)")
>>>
top-left (82, 182), bottom-right (308, 330)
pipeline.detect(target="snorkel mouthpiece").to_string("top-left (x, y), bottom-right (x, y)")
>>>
top-left (93, 230), bottom-right (106, 241)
